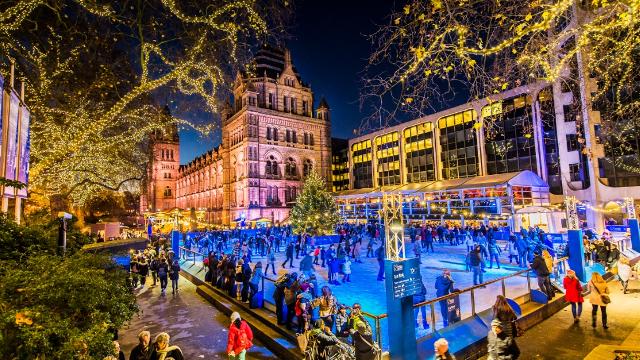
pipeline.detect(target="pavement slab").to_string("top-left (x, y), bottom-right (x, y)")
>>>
top-left (119, 276), bottom-right (275, 359)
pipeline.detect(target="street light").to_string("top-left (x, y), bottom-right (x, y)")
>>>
top-left (57, 212), bottom-right (72, 257)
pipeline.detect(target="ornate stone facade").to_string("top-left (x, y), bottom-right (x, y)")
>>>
top-left (140, 118), bottom-right (180, 213)
top-left (142, 46), bottom-right (332, 226)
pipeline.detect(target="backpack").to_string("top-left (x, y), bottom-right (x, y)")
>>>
top-left (158, 265), bottom-right (167, 277)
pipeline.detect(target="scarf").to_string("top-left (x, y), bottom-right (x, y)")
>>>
top-left (155, 345), bottom-right (182, 360)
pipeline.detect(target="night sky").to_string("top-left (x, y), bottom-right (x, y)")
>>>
top-left (179, 0), bottom-right (394, 164)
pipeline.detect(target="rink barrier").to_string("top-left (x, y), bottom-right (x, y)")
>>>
top-left (408, 256), bottom-right (569, 335)
top-left (178, 245), bottom-right (567, 359)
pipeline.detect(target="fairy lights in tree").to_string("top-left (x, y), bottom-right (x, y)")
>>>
top-left (0, 0), bottom-right (285, 207)
top-left (361, 0), bottom-right (640, 164)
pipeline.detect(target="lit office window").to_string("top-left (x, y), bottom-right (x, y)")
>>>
top-left (484, 95), bottom-right (537, 175)
top-left (438, 109), bottom-right (478, 179)
top-left (403, 122), bottom-right (435, 183)
top-left (351, 140), bottom-right (373, 189)
top-left (375, 132), bottom-right (401, 186)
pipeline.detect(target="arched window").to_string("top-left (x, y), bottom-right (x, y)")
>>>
top-left (265, 155), bottom-right (279, 177)
top-left (164, 187), bottom-right (172, 197)
top-left (285, 157), bottom-right (297, 177)
top-left (303, 159), bottom-right (313, 177)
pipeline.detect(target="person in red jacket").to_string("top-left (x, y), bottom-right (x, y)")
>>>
top-left (227, 312), bottom-right (253, 360)
top-left (563, 269), bottom-right (584, 322)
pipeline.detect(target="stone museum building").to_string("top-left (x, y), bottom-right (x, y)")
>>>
top-left (141, 46), bottom-right (332, 226)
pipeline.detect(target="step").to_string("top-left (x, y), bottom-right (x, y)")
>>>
top-left (180, 268), bottom-right (303, 359)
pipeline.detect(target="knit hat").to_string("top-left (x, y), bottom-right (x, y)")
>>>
top-left (230, 312), bottom-right (241, 323)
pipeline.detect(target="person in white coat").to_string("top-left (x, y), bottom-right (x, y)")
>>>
top-left (618, 257), bottom-right (632, 294)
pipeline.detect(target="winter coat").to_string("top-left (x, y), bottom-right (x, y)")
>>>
top-left (435, 275), bottom-right (454, 297)
top-left (469, 250), bottom-right (483, 267)
top-left (618, 263), bottom-right (632, 282)
top-left (413, 284), bottom-right (427, 304)
top-left (300, 255), bottom-right (314, 272)
top-left (335, 312), bottom-right (350, 337)
top-left (343, 259), bottom-right (352, 274)
top-left (487, 329), bottom-right (519, 360)
top-left (351, 330), bottom-right (377, 360)
top-left (129, 344), bottom-right (155, 360)
top-left (249, 268), bottom-right (263, 285)
top-left (588, 280), bottom-right (610, 307)
top-left (314, 295), bottom-right (337, 318)
top-left (306, 328), bottom-right (339, 359)
top-left (505, 241), bottom-right (518, 256)
top-left (169, 263), bottom-right (180, 280)
top-left (157, 262), bottom-right (169, 278)
top-left (530, 255), bottom-right (550, 277)
top-left (227, 320), bottom-right (254, 355)
top-left (563, 276), bottom-right (583, 303)
top-left (151, 345), bottom-right (183, 360)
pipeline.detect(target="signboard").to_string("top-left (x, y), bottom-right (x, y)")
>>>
top-left (0, 76), bottom-right (3, 163)
top-left (17, 107), bottom-right (29, 198)
top-left (606, 225), bottom-right (628, 233)
top-left (564, 196), bottom-right (579, 230)
top-left (4, 91), bottom-right (19, 196)
top-left (391, 257), bottom-right (422, 299)
top-left (544, 233), bottom-right (566, 254)
top-left (625, 197), bottom-right (636, 220)
top-left (446, 295), bottom-right (462, 324)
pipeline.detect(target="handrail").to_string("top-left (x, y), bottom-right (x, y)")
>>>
top-left (181, 244), bottom-right (568, 316)
top-left (179, 243), bottom-right (568, 355)
top-left (409, 256), bottom-right (569, 312)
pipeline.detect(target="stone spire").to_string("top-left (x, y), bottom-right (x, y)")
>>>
top-left (284, 49), bottom-right (292, 70)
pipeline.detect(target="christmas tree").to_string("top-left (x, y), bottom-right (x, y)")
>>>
top-left (290, 171), bottom-right (341, 235)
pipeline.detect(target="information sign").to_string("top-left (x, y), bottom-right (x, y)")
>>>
top-left (391, 258), bottom-right (422, 299)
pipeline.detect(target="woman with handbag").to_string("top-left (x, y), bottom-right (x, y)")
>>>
top-left (588, 272), bottom-right (610, 329)
top-left (314, 286), bottom-right (337, 331)
top-left (563, 269), bottom-right (584, 322)
top-left (350, 321), bottom-right (379, 360)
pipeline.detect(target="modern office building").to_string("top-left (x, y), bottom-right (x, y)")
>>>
top-left (335, 77), bottom-right (639, 232)
top-left (334, 4), bottom-right (640, 233)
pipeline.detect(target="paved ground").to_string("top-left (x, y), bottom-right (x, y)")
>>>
top-left (481, 278), bottom-right (640, 359)
top-left (119, 276), bottom-right (274, 359)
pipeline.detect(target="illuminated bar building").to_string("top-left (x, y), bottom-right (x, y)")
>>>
top-left (335, 81), bottom-right (640, 233)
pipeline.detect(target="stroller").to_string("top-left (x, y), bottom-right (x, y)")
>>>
top-left (305, 333), bottom-right (355, 360)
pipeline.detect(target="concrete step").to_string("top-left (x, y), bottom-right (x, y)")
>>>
top-left (180, 268), bottom-right (303, 359)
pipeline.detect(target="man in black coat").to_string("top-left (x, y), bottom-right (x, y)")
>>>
top-left (530, 250), bottom-right (553, 300)
top-left (129, 331), bottom-right (155, 360)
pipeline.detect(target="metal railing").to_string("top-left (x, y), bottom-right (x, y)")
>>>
top-left (178, 246), bottom-right (386, 357)
top-left (406, 256), bottom-right (569, 336)
top-left (179, 244), bottom-right (568, 357)
top-left (613, 237), bottom-right (631, 253)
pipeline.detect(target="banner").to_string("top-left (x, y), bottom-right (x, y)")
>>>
top-left (0, 75), bottom-right (3, 164)
top-left (4, 91), bottom-right (19, 196)
top-left (17, 107), bottom-right (29, 198)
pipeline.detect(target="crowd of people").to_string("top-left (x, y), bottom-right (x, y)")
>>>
top-left (134, 220), bottom-right (637, 360)
top-left (129, 241), bottom-right (181, 296)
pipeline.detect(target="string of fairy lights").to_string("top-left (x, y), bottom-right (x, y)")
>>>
top-left (0, 0), bottom-right (271, 206)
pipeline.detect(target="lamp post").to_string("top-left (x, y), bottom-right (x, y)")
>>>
top-left (57, 212), bottom-right (72, 257)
